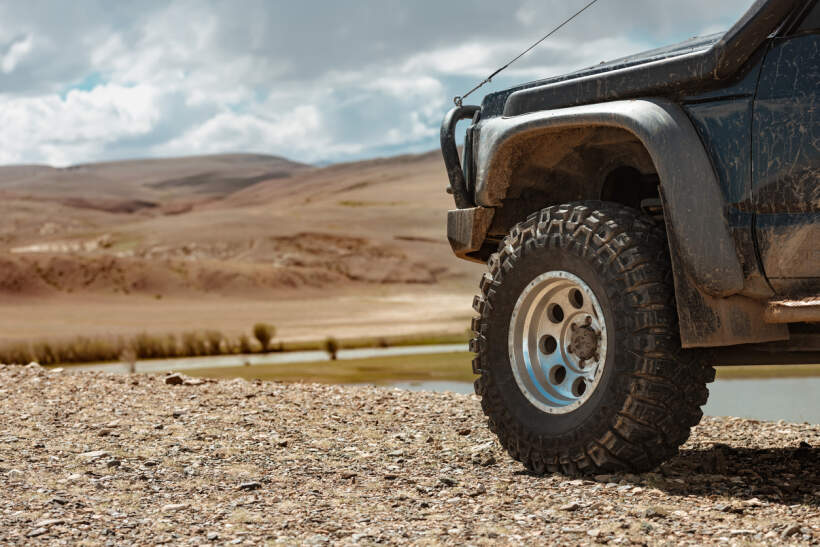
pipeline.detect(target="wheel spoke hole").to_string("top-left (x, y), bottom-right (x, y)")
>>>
top-left (547, 303), bottom-right (564, 324)
top-left (569, 288), bottom-right (584, 309)
top-left (548, 365), bottom-right (567, 385)
top-left (539, 335), bottom-right (557, 355)
top-left (571, 377), bottom-right (587, 397)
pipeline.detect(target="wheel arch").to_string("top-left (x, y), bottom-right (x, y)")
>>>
top-left (475, 99), bottom-right (744, 297)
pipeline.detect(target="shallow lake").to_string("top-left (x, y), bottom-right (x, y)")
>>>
top-left (57, 346), bottom-right (820, 424)
top-left (391, 377), bottom-right (820, 424)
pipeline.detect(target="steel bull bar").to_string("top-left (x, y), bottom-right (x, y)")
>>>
top-left (440, 105), bottom-right (494, 262)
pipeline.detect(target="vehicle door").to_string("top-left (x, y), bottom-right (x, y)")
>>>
top-left (752, 1), bottom-right (820, 296)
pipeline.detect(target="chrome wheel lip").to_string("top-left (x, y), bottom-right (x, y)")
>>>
top-left (508, 270), bottom-right (608, 415)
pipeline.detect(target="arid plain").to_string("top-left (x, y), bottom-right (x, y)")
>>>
top-left (0, 152), bottom-right (483, 344)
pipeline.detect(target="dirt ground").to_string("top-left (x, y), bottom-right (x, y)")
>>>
top-left (1, 364), bottom-right (818, 545)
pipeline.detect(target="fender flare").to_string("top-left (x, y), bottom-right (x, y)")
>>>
top-left (473, 99), bottom-right (744, 297)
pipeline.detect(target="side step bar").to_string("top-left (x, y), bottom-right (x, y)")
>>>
top-left (765, 299), bottom-right (820, 323)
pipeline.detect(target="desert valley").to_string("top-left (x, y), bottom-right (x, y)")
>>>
top-left (0, 151), bottom-right (482, 344)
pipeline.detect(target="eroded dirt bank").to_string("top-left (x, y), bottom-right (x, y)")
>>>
top-left (0, 364), bottom-right (818, 545)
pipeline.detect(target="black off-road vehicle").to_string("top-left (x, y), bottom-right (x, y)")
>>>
top-left (441, 0), bottom-right (819, 474)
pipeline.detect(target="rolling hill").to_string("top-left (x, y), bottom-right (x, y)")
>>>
top-left (0, 151), bottom-right (482, 342)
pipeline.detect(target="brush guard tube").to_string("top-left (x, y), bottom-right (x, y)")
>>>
top-left (440, 105), bottom-right (480, 209)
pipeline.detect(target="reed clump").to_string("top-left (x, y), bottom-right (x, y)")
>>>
top-left (0, 323), bottom-right (277, 366)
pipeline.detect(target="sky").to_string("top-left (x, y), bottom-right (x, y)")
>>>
top-left (0, 0), bottom-right (756, 167)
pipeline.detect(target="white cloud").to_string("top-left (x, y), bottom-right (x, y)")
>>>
top-left (160, 106), bottom-right (325, 158)
top-left (1, 34), bottom-right (33, 74)
top-left (0, 84), bottom-right (160, 165)
top-left (0, 0), bottom-right (758, 166)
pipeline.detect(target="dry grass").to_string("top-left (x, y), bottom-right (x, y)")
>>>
top-left (0, 328), bottom-right (470, 366)
top-left (0, 328), bottom-right (265, 365)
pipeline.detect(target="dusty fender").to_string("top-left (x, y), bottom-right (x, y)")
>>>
top-left (472, 99), bottom-right (745, 298)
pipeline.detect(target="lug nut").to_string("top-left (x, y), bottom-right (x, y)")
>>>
top-left (570, 323), bottom-right (577, 331)
top-left (567, 345), bottom-right (574, 354)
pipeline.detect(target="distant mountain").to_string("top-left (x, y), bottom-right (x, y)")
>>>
top-left (0, 149), bottom-right (482, 297)
top-left (0, 153), bottom-right (310, 203)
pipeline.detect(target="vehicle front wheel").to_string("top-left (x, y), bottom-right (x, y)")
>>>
top-left (471, 202), bottom-right (714, 474)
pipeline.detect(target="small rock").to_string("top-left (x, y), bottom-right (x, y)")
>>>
top-left (35, 518), bottom-right (64, 528)
top-left (782, 524), bottom-right (802, 538)
top-left (164, 373), bottom-right (184, 385)
top-left (162, 503), bottom-right (188, 512)
top-left (183, 377), bottom-right (205, 386)
top-left (27, 527), bottom-right (48, 538)
top-left (559, 501), bottom-right (580, 511)
top-left (457, 428), bottom-right (471, 436)
top-left (340, 471), bottom-right (356, 479)
top-left (154, 424), bottom-right (164, 430)
top-left (439, 476), bottom-right (457, 487)
top-left (206, 532), bottom-right (219, 541)
top-left (79, 450), bottom-right (110, 461)
top-left (7, 469), bottom-right (23, 479)
top-left (49, 497), bottom-right (68, 505)
top-left (587, 529), bottom-right (601, 538)
top-left (743, 497), bottom-right (763, 507)
top-left (172, 409), bottom-right (185, 418)
top-left (238, 481), bottom-right (261, 491)
top-left (642, 506), bottom-right (666, 519)
top-left (106, 459), bottom-right (121, 468)
top-left (469, 484), bottom-right (487, 497)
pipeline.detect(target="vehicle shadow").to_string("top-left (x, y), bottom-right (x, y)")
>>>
top-left (512, 443), bottom-right (819, 507)
top-left (636, 443), bottom-right (818, 507)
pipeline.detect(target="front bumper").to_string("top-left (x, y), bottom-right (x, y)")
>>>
top-left (446, 206), bottom-right (495, 262)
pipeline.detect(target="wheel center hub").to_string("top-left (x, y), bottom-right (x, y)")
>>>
top-left (570, 325), bottom-right (599, 361)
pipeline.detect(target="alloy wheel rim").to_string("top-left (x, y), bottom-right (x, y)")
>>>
top-left (508, 270), bottom-right (608, 414)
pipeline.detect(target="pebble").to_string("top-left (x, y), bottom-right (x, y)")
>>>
top-left (27, 527), bottom-right (48, 537)
top-left (238, 481), bottom-right (262, 491)
top-left (782, 524), bottom-right (802, 538)
top-left (439, 476), bottom-right (457, 487)
top-left (162, 503), bottom-right (188, 512)
top-left (559, 502), bottom-right (580, 511)
top-left (164, 373), bottom-right (184, 385)
top-left (78, 450), bottom-right (110, 461)
top-left (35, 518), bottom-right (64, 527)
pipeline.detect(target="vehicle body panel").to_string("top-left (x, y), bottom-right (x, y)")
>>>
top-left (752, 32), bottom-right (820, 294)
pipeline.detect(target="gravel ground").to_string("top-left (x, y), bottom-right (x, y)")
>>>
top-left (1, 364), bottom-right (818, 546)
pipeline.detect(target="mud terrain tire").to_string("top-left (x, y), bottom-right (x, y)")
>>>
top-left (471, 202), bottom-right (714, 474)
